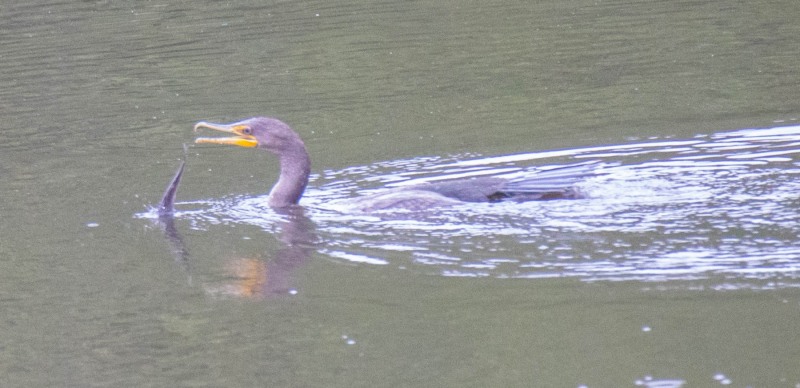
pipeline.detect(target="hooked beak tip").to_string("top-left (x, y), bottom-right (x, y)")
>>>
top-left (193, 121), bottom-right (211, 132)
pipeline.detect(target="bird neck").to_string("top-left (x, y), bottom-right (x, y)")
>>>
top-left (268, 147), bottom-right (311, 207)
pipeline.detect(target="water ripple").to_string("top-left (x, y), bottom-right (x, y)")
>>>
top-left (147, 125), bottom-right (800, 288)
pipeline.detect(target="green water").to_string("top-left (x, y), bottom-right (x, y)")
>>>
top-left (2, 1), bottom-right (799, 386)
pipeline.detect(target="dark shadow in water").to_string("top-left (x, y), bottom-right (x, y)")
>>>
top-left (156, 160), bottom-right (317, 298)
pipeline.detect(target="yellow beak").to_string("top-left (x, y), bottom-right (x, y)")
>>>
top-left (194, 121), bottom-right (258, 148)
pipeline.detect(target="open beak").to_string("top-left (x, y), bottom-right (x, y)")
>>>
top-left (194, 121), bottom-right (258, 148)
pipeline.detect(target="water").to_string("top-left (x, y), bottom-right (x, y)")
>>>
top-left (2, 0), bottom-right (800, 386)
top-left (155, 125), bottom-right (800, 288)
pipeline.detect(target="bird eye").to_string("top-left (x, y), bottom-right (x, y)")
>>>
top-left (242, 127), bottom-right (253, 135)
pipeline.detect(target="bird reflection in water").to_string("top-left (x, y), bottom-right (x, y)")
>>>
top-left (155, 116), bottom-right (598, 296)
top-left (209, 206), bottom-right (316, 298)
top-left (156, 159), bottom-right (317, 299)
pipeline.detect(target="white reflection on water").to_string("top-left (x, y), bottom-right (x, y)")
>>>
top-left (143, 125), bottom-right (800, 287)
top-left (634, 375), bottom-right (686, 388)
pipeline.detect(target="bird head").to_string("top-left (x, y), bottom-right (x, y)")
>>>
top-left (194, 117), bottom-right (304, 155)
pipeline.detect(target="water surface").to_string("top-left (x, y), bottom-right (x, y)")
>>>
top-left (2, 0), bottom-right (799, 387)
